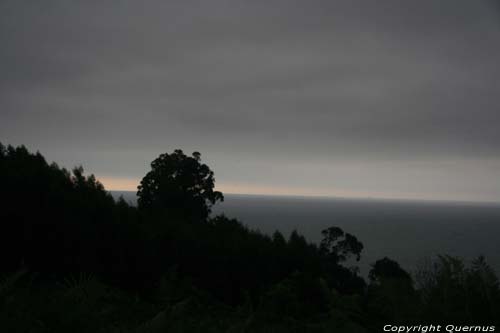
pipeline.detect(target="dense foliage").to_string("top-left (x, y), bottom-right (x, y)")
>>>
top-left (1, 143), bottom-right (499, 332)
top-left (137, 149), bottom-right (223, 221)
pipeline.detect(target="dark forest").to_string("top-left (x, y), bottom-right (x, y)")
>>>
top-left (1, 143), bottom-right (499, 332)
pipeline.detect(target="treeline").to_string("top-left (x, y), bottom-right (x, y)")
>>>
top-left (0, 143), bottom-right (499, 332)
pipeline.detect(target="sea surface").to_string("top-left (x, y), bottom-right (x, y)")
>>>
top-left (113, 191), bottom-right (500, 276)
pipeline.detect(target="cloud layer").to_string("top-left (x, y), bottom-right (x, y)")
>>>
top-left (1, 0), bottom-right (500, 201)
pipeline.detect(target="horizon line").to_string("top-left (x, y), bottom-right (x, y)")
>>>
top-left (98, 177), bottom-right (500, 206)
top-left (108, 189), bottom-right (500, 206)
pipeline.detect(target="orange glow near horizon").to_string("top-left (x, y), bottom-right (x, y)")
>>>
top-left (98, 177), bottom-right (141, 192)
top-left (98, 177), bottom-right (366, 197)
top-left (97, 176), bottom-right (457, 202)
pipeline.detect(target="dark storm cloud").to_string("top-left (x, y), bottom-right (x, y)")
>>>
top-left (1, 0), bottom-right (500, 200)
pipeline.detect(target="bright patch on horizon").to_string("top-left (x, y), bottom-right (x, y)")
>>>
top-left (97, 177), bottom-right (497, 203)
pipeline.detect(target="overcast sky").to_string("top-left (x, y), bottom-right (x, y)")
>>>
top-left (1, 0), bottom-right (500, 202)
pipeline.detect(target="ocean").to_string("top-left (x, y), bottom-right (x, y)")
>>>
top-left (112, 191), bottom-right (500, 276)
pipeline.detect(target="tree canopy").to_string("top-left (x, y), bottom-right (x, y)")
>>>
top-left (320, 226), bottom-right (364, 262)
top-left (137, 149), bottom-right (223, 221)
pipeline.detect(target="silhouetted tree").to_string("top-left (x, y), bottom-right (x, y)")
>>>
top-left (366, 257), bottom-right (419, 324)
top-left (137, 150), bottom-right (223, 222)
top-left (320, 227), bottom-right (363, 262)
top-left (415, 255), bottom-right (500, 324)
top-left (369, 257), bottom-right (411, 284)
